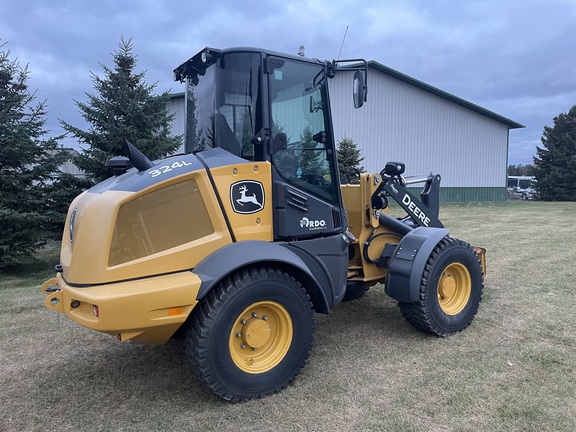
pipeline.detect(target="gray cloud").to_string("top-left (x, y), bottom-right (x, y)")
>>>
top-left (2, 0), bottom-right (574, 164)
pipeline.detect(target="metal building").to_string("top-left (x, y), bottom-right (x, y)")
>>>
top-left (330, 62), bottom-right (523, 201)
top-left (168, 92), bottom-right (185, 144)
top-left (168, 61), bottom-right (523, 202)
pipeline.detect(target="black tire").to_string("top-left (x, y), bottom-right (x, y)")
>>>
top-left (185, 267), bottom-right (314, 402)
top-left (398, 237), bottom-right (483, 337)
top-left (342, 281), bottom-right (369, 302)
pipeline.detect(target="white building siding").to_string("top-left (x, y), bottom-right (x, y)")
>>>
top-left (60, 158), bottom-right (86, 178)
top-left (329, 71), bottom-right (509, 187)
top-left (169, 94), bottom-right (186, 153)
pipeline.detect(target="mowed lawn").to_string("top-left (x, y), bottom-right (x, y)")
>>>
top-left (1, 201), bottom-right (575, 432)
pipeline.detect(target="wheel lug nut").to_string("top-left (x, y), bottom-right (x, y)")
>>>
top-left (262, 315), bottom-right (268, 321)
top-left (241, 344), bottom-right (246, 349)
top-left (252, 348), bottom-right (257, 351)
top-left (252, 312), bottom-right (257, 318)
top-left (241, 319), bottom-right (246, 324)
top-left (236, 332), bottom-right (241, 338)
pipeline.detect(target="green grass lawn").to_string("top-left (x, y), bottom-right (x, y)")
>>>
top-left (1, 201), bottom-right (575, 431)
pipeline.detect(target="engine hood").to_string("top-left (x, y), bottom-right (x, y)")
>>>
top-left (60, 152), bottom-right (232, 285)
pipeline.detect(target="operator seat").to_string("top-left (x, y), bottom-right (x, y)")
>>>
top-left (214, 113), bottom-right (241, 156)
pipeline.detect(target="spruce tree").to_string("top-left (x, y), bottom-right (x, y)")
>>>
top-left (300, 124), bottom-right (327, 176)
top-left (0, 45), bottom-right (68, 268)
top-left (533, 105), bottom-right (576, 201)
top-left (337, 136), bottom-right (365, 184)
top-left (61, 37), bottom-right (181, 182)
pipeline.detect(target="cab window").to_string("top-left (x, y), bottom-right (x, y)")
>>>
top-left (269, 58), bottom-right (338, 204)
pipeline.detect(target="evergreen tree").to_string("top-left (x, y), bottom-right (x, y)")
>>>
top-left (337, 136), bottom-right (365, 184)
top-left (533, 105), bottom-right (576, 201)
top-left (0, 45), bottom-right (68, 268)
top-left (61, 37), bottom-right (181, 182)
top-left (300, 124), bottom-right (326, 176)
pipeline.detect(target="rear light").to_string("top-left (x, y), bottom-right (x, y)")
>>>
top-left (92, 305), bottom-right (99, 317)
top-left (168, 307), bottom-right (183, 316)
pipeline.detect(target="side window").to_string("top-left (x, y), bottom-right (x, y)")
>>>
top-left (270, 60), bottom-right (337, 203)
top-left (218, 97), bottom-right (255, 160)
top-left (185, 52), bottom-right (261, 161)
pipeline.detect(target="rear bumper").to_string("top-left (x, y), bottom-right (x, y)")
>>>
top-left (41, 271), bottom-right (202, 345)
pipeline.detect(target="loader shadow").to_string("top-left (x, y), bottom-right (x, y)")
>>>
top-left (29, 287), bottom-right (427, 415)
top-left (317, 287), bottom-right (421, 336)
top-left (30, 336), bottom-right (222, 415)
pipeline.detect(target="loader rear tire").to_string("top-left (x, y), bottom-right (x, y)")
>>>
top-left (185, 267), bottom-right (314, 402)
top-left (398, 237), bottom-right (483, 337)
top-left (342, 281), bottom-right (369, 302)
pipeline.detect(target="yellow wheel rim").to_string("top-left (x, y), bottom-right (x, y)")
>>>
top-left (229, 301), bottom-right (293, 374)
top-left (437, 263), bottom-right (471, 315)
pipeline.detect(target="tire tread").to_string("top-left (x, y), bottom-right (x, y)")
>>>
top-left (398, 237), bottom-right (483, 337)
top-left (185, 267), bottom-right (314, 402)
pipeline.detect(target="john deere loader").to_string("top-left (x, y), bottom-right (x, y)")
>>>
top-left (42, 47), bottom-right (485, 402)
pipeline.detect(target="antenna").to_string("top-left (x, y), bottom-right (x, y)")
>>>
top-left (337, 25), bottom-right (349, 60)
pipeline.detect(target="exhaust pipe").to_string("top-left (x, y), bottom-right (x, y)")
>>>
top-left (126, 139), bottom-right (154, 171)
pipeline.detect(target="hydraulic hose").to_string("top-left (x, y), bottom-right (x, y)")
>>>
top-left (378, 211), bottom-right (414, 236)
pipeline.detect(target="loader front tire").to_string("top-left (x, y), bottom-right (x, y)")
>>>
top-left (399, 237), bottom-right (483, 337)
top-left (185, 267), bottom-right (314, 402)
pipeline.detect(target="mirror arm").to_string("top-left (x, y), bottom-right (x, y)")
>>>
top-left (332, 58), bottom-right (368, 101)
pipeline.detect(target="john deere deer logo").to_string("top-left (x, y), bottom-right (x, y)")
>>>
top-left (237, 185), bottom-right (260, 207)
top-left (231, 181), bottom-right (265, 214)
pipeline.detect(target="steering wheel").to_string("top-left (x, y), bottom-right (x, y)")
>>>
top-left (302, 174), bottom-right (328, 186)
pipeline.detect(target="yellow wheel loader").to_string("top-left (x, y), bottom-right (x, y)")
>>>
top-left (41, 47), bottom-right (486, 402)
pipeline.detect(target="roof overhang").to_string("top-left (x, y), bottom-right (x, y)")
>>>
top-left (367, 61), bottom-right (524, 129)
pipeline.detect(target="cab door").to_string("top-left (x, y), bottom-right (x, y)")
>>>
top-left (266, 56), bottom-right (345, 240)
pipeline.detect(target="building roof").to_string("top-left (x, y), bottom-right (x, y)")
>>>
top-left (367, 61), bottom-right (524, 129)
top-left (167, 60), bottom-right (524, 130)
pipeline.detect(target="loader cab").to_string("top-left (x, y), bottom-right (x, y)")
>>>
top-left (174, 47), bottom-right (366, 239)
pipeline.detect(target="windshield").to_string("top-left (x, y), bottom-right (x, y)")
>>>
top-left (184, 52), bottom-right (261, 160)
top-left (269, 58), bottom-right (339, 204)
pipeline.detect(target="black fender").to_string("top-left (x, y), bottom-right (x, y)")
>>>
top-left (385, 227), bottom-right (449, 303)
top-left (192, 240), bottom-right (330, 313)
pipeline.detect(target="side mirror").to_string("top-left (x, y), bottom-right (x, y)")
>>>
top-left (332, 58), bottom-right (368, 109)
top-left (353, 70), bottom-right (366, 109)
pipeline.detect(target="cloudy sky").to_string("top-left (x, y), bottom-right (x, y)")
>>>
top-left (2, 0), bottom-right (576, 165)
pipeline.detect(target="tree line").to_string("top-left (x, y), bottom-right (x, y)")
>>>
top-left (1, 37), bottom-right (574, 268)
top-left (507, 164), bottom-right (535, 176)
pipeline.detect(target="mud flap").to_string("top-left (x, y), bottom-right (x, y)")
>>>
top-left (385, 227), bottom-right (449, 303)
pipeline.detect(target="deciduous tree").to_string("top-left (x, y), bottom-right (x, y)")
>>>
top-left (507, 164), bottom-right (535, 176)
